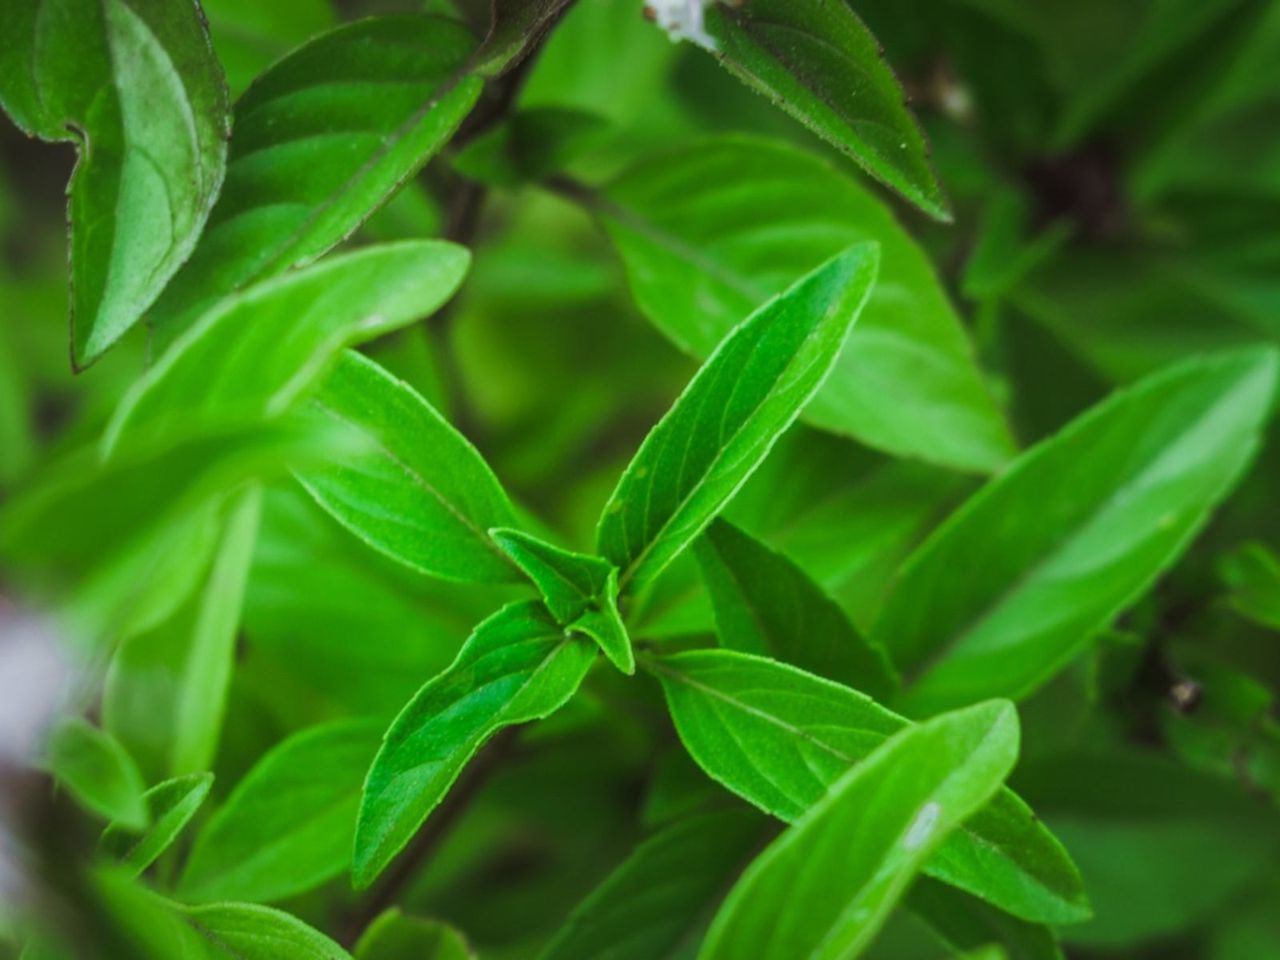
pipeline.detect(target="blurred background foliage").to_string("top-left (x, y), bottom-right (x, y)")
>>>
top-left (2, 0), bottom-right (1279, 957)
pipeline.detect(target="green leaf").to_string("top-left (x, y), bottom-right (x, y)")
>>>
top-left (648, 650), bottom-right (1088, 925)
top-left (100, 773), bottom-right (214, 877)
top-left (489, 527), bottom-right (634, 673)
top-left (107, 241), bottom-right (470, 454)
top-left (698, 700), bottom-right (1019, 960)
top-left (355, 909), bottom-right (474, 960)
top-left (179, 902), bottom-right (355, 959)
top-left (595, 137), bottom-right (1012, 472)
top-left (472, 0), bottom-right (574, 77)
top-left (147, 16), bottom-right (483, 341)
top-left (295, 350), bottom-right (519, 585)
top-left (908, 879), bottom-right (1064, 960)
top-left (695, 518), bottom-right (896, 699)
top-left (873, 347), bottom-right (1280, 715)
top-left (171, 485), bottom-right (260, 776)
top-left (1219, 542), bottom-right (1280, 630)
top-left (180, 720), bottom-right (382, 904)
top-left (200, 0), bottom-right (335, 97)
top-left (596, 243), bottom-right (879, 597)
top-left (0, 0), bottom-right (229, 366)
top-left (45, 718), bottom-right (148, 829)
top-left (355, 601), bottom-right (596, 888)
top-left (452, 107), bottom-right (608, 187)
top-left (697, 1), bottom-right (948, 219)
top-left (540, 808), bottom-right (765, 960)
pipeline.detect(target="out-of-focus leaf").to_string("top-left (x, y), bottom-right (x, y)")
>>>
top-left (695, 518), bottom-right (896, 698)
top-left (908, 879), bottom-right (1064, 960)
top-left (694, 1), bottom-right (948, 219)
top-left (148, 16), bottom-right (482, 341)
top-left (1219, 541), bottom-right (1280, 629)
top-left (594, 137), bottom-right (1013, 472)
top-left (355, 601), bottom-right (595, 887)
top-left (699, 701), bottom-right (1019, 960)
top-left (180, 720), bottom-right (381, 903)
top-left (295, 350), bottom-right (519, 585)
top-left (0, 0), bottom-right (229, 366)
top-left (472, 0), bottom-right (574, 77)
top-left (355, 909), bottom-right (474, 960)
top-left (200, 0), bottom-right (335, 97)
top-left (874, 347), bottom-right (1279, 715)
top-left (100, 773), bottom-right (213, 877)
top-left (44, 718), bottom-right (148, 829)
top-left (107, 242), bottom-right (469, 452)
top-left (649, 650), bottom-right (1089, 925)
top-left (540, 808), bottom-right (766, 960)
top-left (453, 108), bottom-right (608, 187)
top-left (596, 244), bottom-right (879, 597)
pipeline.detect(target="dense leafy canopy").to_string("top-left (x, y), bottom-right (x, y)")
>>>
top-left (2, 1), bottom-right (1278, 958)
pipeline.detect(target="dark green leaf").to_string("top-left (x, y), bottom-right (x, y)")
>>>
top-left (148, 16), bottom-right (483, 341)
top-left (874, 347), bottom-right (1280, 715)
top-left (596, 243), bottom-right (879, 597)
top-left (698, 1), bottom-right (948, 219)
top-left (44, 718), bottom-right (148, 829)
top-left (296, 350), bottom-right (519, 584)
top-left (100, 773), bottom-right (213, 877)
top-left (472, 0), bottom-right (574, 77)
top-left (489, 527), bottom-right (634, 673)
top-left (0, 0), bottom-right (229, 365)
top-left (648, 650), bottom-right (1088, 925)
top-left (355, 909), bottom-right (474, 960)
top-left (180, 720), bottom-right (382, 904)
top-left (107, 241), bottom-right (470, 453)
top-left (1219, 541), bottom-right (1280, 630)
top-left (355, 601), bottom-right (596, 887)
top-left (695, 518), bottom-right (896, 698)
top-left (595, 137), bottom-right (1012, 472)
top-left (540, 809), bottom-right (766, 960)
top-left (699, 700), bottom-right (1019, 959)
top-left (908, 879), bottom-right (1064, 960)
top-left (453, 107), bottom-right (608, 187)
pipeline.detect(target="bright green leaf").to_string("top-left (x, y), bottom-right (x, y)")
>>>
top-left (488, 527), bottom-right (634, 673)
top-left (540, 808), bottom-right (765, 960)
top-left (697, 1), bottom-right (948, 219)
top-left (648, 650), bottom-right (1089, 925)
top-left (698, 700), bottom-right (1020, 960)
top-left (874, 347), bottom-right (1280, 715)
top-left (355, 601), bottom-right (596, 887)
top-left (296, 350), bottom-right (519, 584)
top-left (180, 720), bottom-right (382, 904)
top-left (44, 718), bottom-right (148, 829)
top-left (100, 773), bottom-right (213, 877)
top-left (594, 137), bottom-right (1013, 472)
top-left (0, 0), bottom-right (229, 365)
top-left (695, 518), bottom-right (896, 699)
top-left (106, 241), bottom-right (470, 454)
top-left (355, 909), bottom-right (474, 960)
top-left (147, 15), bottom-right (483, 341)
top-left (596, 243), bottom-right (879, 597)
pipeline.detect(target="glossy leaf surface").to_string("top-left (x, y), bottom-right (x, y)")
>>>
top-left (699, 700), bottom-right (1019, 959)
top-left (355, 601), bottom-right (596, 887)
top-left (0, 0), bottom-right (228, 365)
top-left (598, 138), bottom-right (1012, 472)
top-left (874, 347), bottom-right (1280, 715)
top-left (650, 650), bottom-right (1089, 924)
top-left (597, 244), bottom-right (879, 596)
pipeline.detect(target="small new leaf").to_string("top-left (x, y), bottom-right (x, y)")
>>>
top-left (489, 528), bottom-right (634, 673)
top-left (597, 244), bottom-right (879, 597)
top-left (355, 602), bottom-right (596, 887)
top-left (699, 701), bottom-right (1020, 960)
top-left (355, 909), bottom-right (474, 960)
